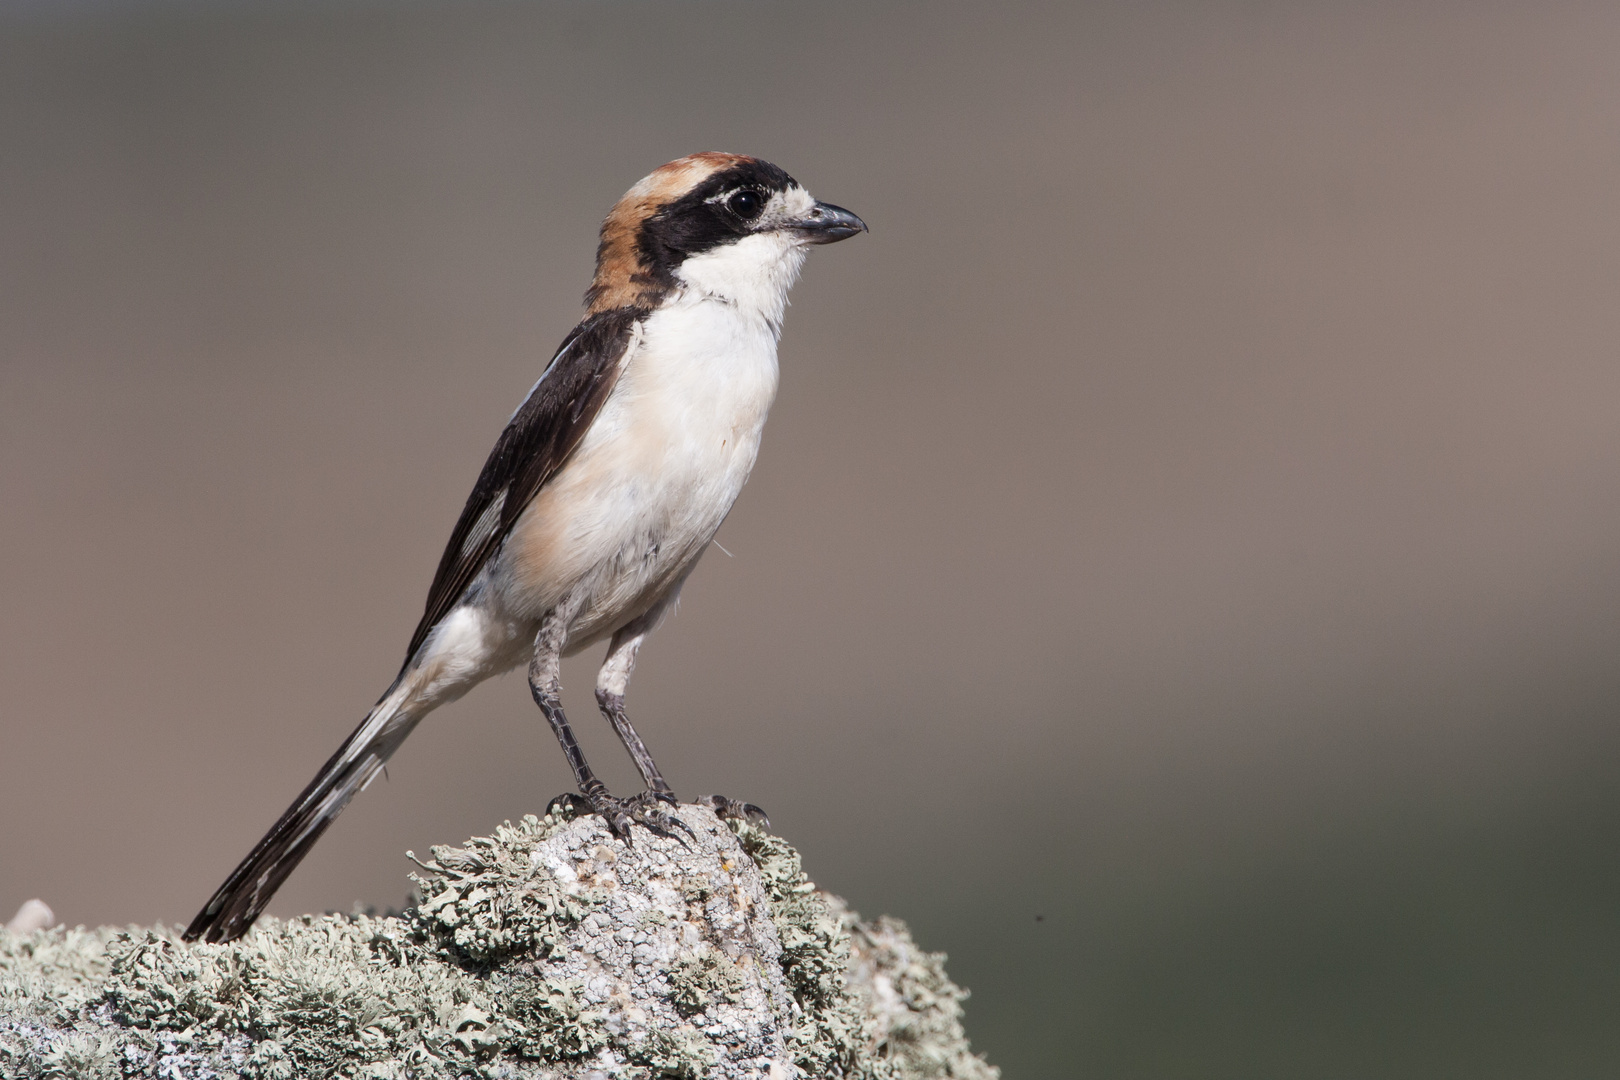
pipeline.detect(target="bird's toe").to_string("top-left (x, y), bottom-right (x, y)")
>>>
top-left (696, 794), bottom-right (770, 828)
top-left (545, 792), bottom-right (592, 820)
top-left (552, 789), bottom-right (694, 846)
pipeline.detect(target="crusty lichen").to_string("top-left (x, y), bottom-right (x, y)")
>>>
top-left (845, 913), bottom-right (999, 1080)
top-left (666, 950), bottom-right (746, 1017)
top-left (727, 819), bottom-right (875, 1078)
top-left (1, 807), bottom-right (997, 1079)
top-left (726, 819), bottom-right (997, 1080)
top-left (411, 812), bottom-right (592, 965)
top-left (95, 810), bottom-right (608, 1079)
top-left (0, 925), bottom-right (125, 1079)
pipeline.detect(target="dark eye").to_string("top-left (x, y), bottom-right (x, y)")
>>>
top-left (726, 189), bottom-right (764, 220)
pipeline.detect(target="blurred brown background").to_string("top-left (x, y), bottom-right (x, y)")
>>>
top-left (5, 2), bottom-right (1620, 1075)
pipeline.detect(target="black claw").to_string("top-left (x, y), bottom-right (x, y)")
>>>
top-left (546, 792), bottom-right (590, 819)
top-left (627, 791), bottom-right (694, 846)
top-left (697, 795), bottom-right (770, 828)
top-left (665, 813), bottom-right (697, 844)
top-left (560, 789), bottom-right (696, 848)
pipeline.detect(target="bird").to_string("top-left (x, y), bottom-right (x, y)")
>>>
top-left (183, 153), bottom-right (866, 943)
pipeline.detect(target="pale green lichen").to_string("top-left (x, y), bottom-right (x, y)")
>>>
top-left (666, 950), bottom-right (746, 1017)
top-left (845, 915), bottom-right (999, 1080)
top-left (0, 925), bottom-right (120, 1025)
top-left (2, 809), bottom-right (997, 1079)
top-left (726, 818), bottom-right (998, 1080)
top-left (623, 1023), bottom-right (719, 1079)
top-left (410, 812), bottom-right (590, 965)
top-left (727, 818), bottom-right (880, 1079)
top-left (26, 810), bottom-right (605, 1079)
top-left (0, 925), bottom-right (127, 1079)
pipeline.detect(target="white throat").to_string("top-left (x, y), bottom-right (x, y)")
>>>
top-left (674, 232), bottom-right (809, 337)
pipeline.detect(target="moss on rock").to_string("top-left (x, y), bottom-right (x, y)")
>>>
top-left (1, 807), bottom-right (996, 1080)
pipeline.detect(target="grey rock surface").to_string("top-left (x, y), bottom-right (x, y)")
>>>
top-left (1, 805), bottom-right (997, 1079)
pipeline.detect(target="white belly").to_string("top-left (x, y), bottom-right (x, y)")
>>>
top-left (494, 295), bottom-right (781, 648)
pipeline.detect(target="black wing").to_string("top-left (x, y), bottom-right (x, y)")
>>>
top-left (180, 309), bottom-right (641, 944)
top-left (400, 306), bottom-right (640, 668)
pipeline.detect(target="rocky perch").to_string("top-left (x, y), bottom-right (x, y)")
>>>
top-left (0, 806), bottom-right (997, 1079)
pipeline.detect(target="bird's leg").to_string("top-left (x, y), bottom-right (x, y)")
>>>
top-left (596, 624), bottom-right (674, 802)
top-left (529, 605), bottom-right (685, 843)
top-left (528, 606), bottom-right (608, 804)
top-left (595, 612), bottom-right (768, 829)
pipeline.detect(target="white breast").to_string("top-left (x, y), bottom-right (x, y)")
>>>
top-left (495, 292), bottom-right (782, 647)
top-left (611, 293), bottom-right (782, 544)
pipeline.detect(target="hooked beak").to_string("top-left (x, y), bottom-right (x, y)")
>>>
top-left (790, 201), bottom-right (868, 244)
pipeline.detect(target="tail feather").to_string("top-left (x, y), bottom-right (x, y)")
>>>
top-left (182, 698), bottom-right (415, 943)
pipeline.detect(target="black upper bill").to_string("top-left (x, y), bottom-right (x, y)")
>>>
top-left (790, 201), bottom-right (868, 244)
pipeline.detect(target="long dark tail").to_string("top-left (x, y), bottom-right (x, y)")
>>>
top-left (183, 692), bottom-right (417, 943)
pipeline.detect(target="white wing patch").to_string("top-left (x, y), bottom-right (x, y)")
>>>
top-left (459, 490), bottom-right (508, 560)
top-left (508, 335), bottom-right (579, 422)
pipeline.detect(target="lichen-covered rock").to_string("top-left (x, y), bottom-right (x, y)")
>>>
top-left (0, 805), bottom-right (997, 1079)
top-left (845, 915), bottom-right (996, 1080)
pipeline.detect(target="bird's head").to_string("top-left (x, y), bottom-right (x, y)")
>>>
top-left (586, 152), bottom-right (866, 325)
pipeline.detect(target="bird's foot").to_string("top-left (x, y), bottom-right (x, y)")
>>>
top-left (697, 794), bottom-right (770, 828)
top-left (546, 789), bottom-right (692, 845)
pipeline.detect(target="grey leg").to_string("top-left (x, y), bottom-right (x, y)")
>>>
top-left (528, 600), bottom-right (609, 804)
top-left (528, 600), bottom-right (687, 843)
top-left (596, 619), bottom-right (674, 799)
top-left (593, 600), bottom-right (768, 829)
